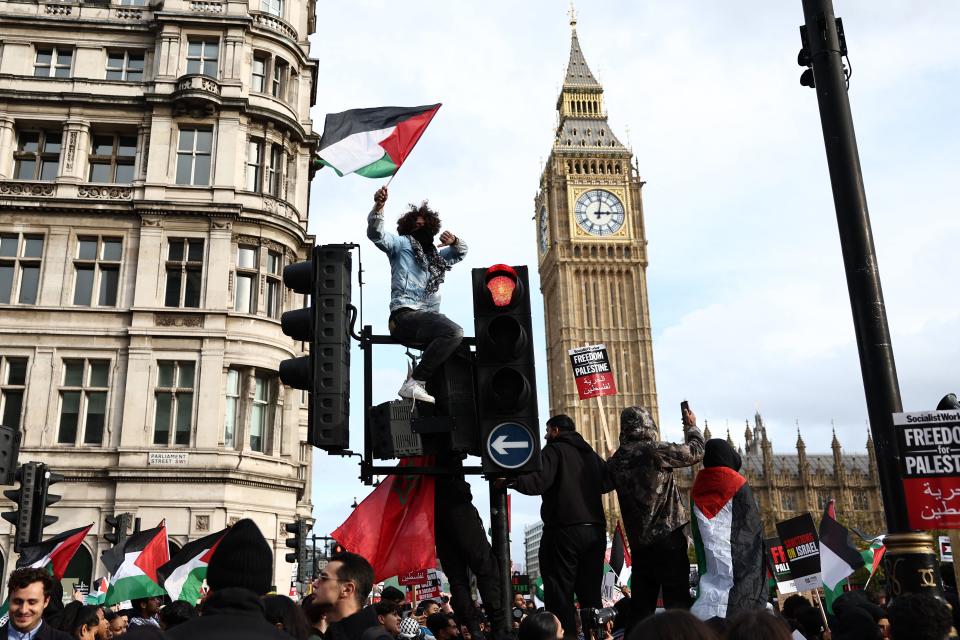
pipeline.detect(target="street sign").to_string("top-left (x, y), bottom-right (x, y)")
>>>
top-left (894, 409), bottom-right (960, 529)
top-left (486, 422), bottom-right (535, 470)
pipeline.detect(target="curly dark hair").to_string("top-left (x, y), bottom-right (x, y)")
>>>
top-left (396, 201), bottom-right (441, 236)
top-left (888, 592), bottom-right (952, 640)
top-left (6, 567), bottom-right (54, 598)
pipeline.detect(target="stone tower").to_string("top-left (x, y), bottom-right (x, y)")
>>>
top-left (535, 12), bottom-right (659, 522)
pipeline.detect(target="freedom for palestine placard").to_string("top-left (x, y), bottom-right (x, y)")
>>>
top-left (568, 344), bottom-right (617, 400)
top-left (895, 409), bottom-right (960, 529)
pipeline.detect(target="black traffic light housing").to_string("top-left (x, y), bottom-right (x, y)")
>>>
top-left (34, 464), bottom-right (63, 534)
top-left (285, 518), bottom-right (309, 582)
top-left (0, 425), bottom-right (22, 486)
top-left (472, 265), bottom-right (541, 474)
top-left (279, 245), bottom-right (353, 452)
top-left (2, 462), bottom-right (39, 552)
top-left (104, 512), bottom-right (132, 547)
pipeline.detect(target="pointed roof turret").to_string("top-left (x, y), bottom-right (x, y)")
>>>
top-left (703, 419), bottom-right (712, 440)
top-left (564, 18), bottom-right (601, 89)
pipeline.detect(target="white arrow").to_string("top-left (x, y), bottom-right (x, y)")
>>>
top-left (491, 434), bottom-right (530, 456)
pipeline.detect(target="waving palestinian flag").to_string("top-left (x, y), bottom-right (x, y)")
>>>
top-left (86, 576), bottom-right (108, 605)
top-left (690, 466), bottom-right (766, 621)
top-left (105, 524), bottom-right (169, 605)
top-left (157, 528), bottom-right (227, 603)
top-left (17, 524), bottom-right (93, 578)
top-left (317, 104), bottom-right (441, 178)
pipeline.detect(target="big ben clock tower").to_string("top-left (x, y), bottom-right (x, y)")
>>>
top-left (536, 12), bottom-right (660, 500)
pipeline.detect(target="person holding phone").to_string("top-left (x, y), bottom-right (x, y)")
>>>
top-left (607, 403), bottom-right (705, 626)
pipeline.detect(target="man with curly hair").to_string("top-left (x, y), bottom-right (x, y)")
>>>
top-left (1, 567), bottom-right (72, 639)
top-left (367, 186), bottom-right (468, 403)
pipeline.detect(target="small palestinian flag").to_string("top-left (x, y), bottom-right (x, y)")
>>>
top-left (86, 577), bottom-right (108, 605)
top-left (317, 104), bottom-right (441, 178)
top-left (105, 524), bottom-right (169, 605)
top-left (17, 524), bottom-right (93, 578)
top-left (609, 522), bottom-right (631, 585)
top-left (819, 499), bottom-right (865, 590)
top-left (690, 465), bottom-right (766, 620)
top-left (157, 528), bottom-right (227, 603)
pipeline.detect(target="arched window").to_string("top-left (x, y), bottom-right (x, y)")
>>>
top-left (60, 543), bottom-right (93, 600)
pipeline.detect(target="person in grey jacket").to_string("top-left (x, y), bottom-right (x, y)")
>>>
top-left (367, 186), bottom-right (468, 403)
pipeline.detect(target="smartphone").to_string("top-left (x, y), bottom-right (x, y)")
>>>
top-left (681, 400), bottom-right (690, 425)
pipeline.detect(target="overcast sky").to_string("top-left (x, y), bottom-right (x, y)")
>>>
top-left (305, 1), bottom-right (960, 564)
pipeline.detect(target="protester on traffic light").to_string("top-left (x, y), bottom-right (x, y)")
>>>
top-left (689, 438), bottom-right (765, 622)
top-left (435, 455), bottom-right (505, 640)
top-left (367, 186), bottom-right (468, 404)
top-left (164, 518), bottom-right (289, 640)
top-left (507, 414), bottom-right (612, 639)
top-left (1, 567), bottom-right (72, 639)
top-left (607, 405), bottom-right (704, 622)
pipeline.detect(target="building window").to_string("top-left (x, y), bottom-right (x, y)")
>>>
top-left (260, 0), bottom-right (282, 17)
top-left (224, 369), bottom-right (239, 448)
top-left (265, 250), bottom-right (282, 318)
top-left (267, 144), bottom-right (283, 197)
top-left (250, 373), bottom-right (275, 452)
top-left (106, 51), bottom-right (145, 81)
top-left (246, 139), bottom-right (263, 191)
top-left (271, 59), bottom-right (287, 99)
top-left (164, 238), bottom-right (204, 308)
top-left (88, 134), bottom-right (137, 183)
top-left (154, 361), bottom-right (195, 446)
top-left (73, 237), bottom-right (122, 307)
top-left (186, 39), bottom-right (219, 77)
top-left (0, 233), bottom-right (44, 305)
top-left (14, 130), bottom-right (62, 181)
top-left (853, 491), bottom-right (869, 510)
top-left (175, 127), bottom-right (212, 186)
top-left (817, 491), bottom-right (831, 510)
top-left (34, 47), bottom-right (73, 78)
top-left (0, 357), bottom-right (27, 429)
top-left (251, 56), bottom-right (267, 92)
top-left (234, 245), bottom-right (258, 314)
top-left (58, 359), bottom-right (109, 445)
top-left (781, 492), bottom-right (796, 512)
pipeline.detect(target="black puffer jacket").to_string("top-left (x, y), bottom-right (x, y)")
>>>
top-left (513, 430), bottom-right (612, 527)
top-left (165, 588), bottom-right (290, 640)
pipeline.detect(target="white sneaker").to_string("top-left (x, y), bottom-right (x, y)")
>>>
top-left (398, 378), bottom-right (435, 404)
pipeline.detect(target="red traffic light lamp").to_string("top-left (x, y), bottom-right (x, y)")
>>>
top-left (484, 264), bottom-right (519, 308)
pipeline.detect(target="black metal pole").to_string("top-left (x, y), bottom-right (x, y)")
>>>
top-left (799, 0), bottom-right (941, 599)
top-left (489, 482), bottom-right (511, 638)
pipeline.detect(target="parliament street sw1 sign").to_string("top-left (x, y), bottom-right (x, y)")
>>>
top-left (895, 409), bottom-right (960, 529)
top-left (568, 344), bottom-right (617, 401)
top-left (486, 422), bottom-right (535, 470)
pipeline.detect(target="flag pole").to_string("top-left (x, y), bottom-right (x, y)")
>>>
top-left (813, 589), bottom-right (831, 632)
top-left (595, 395), bottom-right (615, 455)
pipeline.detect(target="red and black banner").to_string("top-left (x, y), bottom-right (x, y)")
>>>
top-left (895, 409), bottom-right (960, 529)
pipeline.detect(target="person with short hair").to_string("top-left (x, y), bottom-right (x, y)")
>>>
top-left (127, 598), bottom-right (161, 628)
top-left (359, 601), bottom-right (402, 640)
top-left (157, 601), bottom-right (196, 631)
top-left (888, 592), bottom-right (952, 640)
top-left (725, 609), bottom-right (792, 640)
top-left (425, 613), bottom-right (460, 640)
top-left (626, 610), bottom-right (717, 640)
top-left (314, 552), bottom-right (385, 640)
top-left (262, 595), bottom-right (312, 640)
top-left (69, 606), bottom-right (104, 640)
top-left (379, 587), bottom-right (406, 607)
top-left (1, 567), bottom-right (72, 639)
top-left (105, 612), bottom-right (128, 637)
top-left (518, 612), bottom-right (563, 640)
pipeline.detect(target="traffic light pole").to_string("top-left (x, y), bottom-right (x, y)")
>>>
top-left (488, 481), bottom-right (512, 639)
top-left (798, 0), bottom-right (939, 598)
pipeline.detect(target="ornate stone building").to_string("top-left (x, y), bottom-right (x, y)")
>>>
top-left (674, 413), bottom-right (886, 537)
top-left (535, 14), bottom-right (658, 484)
top-left (0, 0), bottom-right (318, 593)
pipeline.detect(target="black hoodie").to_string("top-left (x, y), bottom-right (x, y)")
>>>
top-left (513, 430), bottom-right (612, 527)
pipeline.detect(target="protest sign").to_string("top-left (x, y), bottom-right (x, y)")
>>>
top-left (765, 537), bottom-right (798, 594)
top-left (775, 514), bottom-right (821, 591)
top-left (895, 410), bottom-right (960, 529)
top-left (568, 345), bottom-right (617, 400)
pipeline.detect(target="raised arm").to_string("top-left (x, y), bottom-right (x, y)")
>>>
top-left (437, 230), bottom-right (467, 265)
top-left (367, 187), bottom-right (400, 254)
top-left (657, 410), bottom-right (705, 469)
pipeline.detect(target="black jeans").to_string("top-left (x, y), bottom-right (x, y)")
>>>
top-left (389, 308), bottom-right (463, 381)
top-left (539, 524), bottom-right (606, 639)
top-left (629, 527), bottom-right (692, 623)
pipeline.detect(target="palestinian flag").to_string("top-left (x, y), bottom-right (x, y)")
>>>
top-left (86, 576), bottom-right (108, 605)
top-left (16, 524), bottom-right (93, 578)
top-left (608, 522), bottom-right (631, 585)
top-left (105, 524), bottom-right (169, 605)
top-left (157, 528), bottom-right (227, 603)
top-left (690, 465), bottom-right (766, 621)
top-left (317, 104), bottom-right (441, 178)
top-left (819, 500), bottom-right (865, 590)
top-left (861, 541), bottom-right (885, 578)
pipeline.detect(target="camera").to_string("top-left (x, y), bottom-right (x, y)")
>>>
top-left (512, 607), bottom-right (525, 622)
top-left (580, 607), bottom-right (617, 631)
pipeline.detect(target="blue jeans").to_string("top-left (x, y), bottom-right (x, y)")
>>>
top-left (389, 308), bottom-right (464, 381)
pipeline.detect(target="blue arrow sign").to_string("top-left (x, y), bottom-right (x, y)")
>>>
top-left (486, 422), bottom-right (534, 469)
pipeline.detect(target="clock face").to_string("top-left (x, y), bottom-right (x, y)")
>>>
top-left (539, 205), bottom-right (549, 253)
top-left (574, 189), bottom-right (625, 236)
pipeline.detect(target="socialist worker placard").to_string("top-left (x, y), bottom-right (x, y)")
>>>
top-left (895, 409), bottom-right (960, 529)
top-left (568, 344), bottom-right (617, 400)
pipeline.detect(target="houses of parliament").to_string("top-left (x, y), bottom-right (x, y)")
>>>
top-left (533, 11), bottom-right (885, 537)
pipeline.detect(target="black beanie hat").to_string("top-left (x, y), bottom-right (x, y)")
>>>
top-left (703, 439), bottom-right (743, 472)
top-left (206, 518), bottom-right (273, 595)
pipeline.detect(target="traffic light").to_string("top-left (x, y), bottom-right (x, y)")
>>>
top-left (33, 463), bottom-right (63, 535)
top-left (104, 512), bottom-right (132, 547)
top-left (2, 462), bottom-right (39, 552)
top-left (278, 244), bottom-right (353, 452)
top-left (0, 424), bottom-right (22, 486)
top-left (284, 518), bottom-right (309, 582)
top-left (472, 265), bottom-right (541, 473)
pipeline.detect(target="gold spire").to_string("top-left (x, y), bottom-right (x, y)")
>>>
top-left (568, 1), bottom-right (577, 28)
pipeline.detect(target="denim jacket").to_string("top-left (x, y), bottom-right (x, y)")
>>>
top-left (367, 209), bottom-right (468, 312)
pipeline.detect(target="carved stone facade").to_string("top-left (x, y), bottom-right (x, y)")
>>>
top-left (535, 15), bottom-right (658, 519)
top-left (674, 414), bottom-right (886, 537)
top-left (0, 0), bottom-right (319, 592)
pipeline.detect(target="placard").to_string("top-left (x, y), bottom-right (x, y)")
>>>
top-left (765, 537), bottom-right (798, 594)
top-left (940, 535), bottom-right (953, 563)
top-left (895, 410), bottom-right (960, 529)
top-left (568, 344), bottom-right (617, 400)
top-left (775, 514), bottom-right (821, 591)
